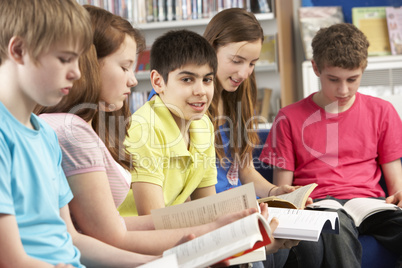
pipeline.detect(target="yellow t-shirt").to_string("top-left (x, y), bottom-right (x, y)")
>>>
top-left (118, 96), bottom-right (217, 216)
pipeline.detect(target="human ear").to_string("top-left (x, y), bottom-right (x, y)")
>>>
top-left (8, 36), bottom-right (26, 64)
top-left (311, 60), bottom-right (321, 77)
top-left (151, 70), bottom-right (165, 94)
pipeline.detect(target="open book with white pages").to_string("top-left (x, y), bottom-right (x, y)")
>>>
top-left (151, 183), bottom-right (339, 266)
top-left (307, 197), bottom-right (400, 227)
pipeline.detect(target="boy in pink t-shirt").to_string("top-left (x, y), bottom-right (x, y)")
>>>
top-left (260, 23), bottom-right (402, 267)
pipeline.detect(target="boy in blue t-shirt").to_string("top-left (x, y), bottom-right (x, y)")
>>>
top-left (0, 0), bottom-right (158, 267)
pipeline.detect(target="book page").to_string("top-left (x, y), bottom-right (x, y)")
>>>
top-left (307, 199), bottom-right (344, 210)
top-left (259, 183), bottom-right (317, 209)
top-left (344, 198), bottom-right (400, 227)
top-left (267, 207), bottom-right (339, 241)
top-left (152, 183), bottom-right (258, 229)
top-left (163, 213), bottom-right (263, 268)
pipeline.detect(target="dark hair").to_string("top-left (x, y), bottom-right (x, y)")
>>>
top-left (312, 23), bottom-right (369, 73)
top-left (150, 29), bottom-right (217, 83)
top-left (204, 8), bottom-right (264, 165)
top-left (36, 6), bottom-right (146, 171)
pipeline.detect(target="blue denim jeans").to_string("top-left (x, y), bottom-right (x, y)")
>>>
top-left (284, 197), bottom-right (402, 268)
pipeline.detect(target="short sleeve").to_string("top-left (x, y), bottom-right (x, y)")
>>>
top-left (55, 119), bottom-right (106, 177)
top-left (126, 122), bottom-right (166, 186)
top-left (259, 110), bottom-right (296, 171)
top-left (377, 103), bottom-right (402, 164)
top-left (0, 133), bottom-right (13, 214)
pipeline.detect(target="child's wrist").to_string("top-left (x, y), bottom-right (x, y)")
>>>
top-left (268, 186), bottom-right (278, 197)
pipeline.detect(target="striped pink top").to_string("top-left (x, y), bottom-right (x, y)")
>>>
top-left (40, 113), bottom-right (131, 208)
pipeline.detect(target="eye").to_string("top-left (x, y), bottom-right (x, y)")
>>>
top-left (122, 67), bottom-right (129, 72)
top-left (59, 57), bottom-right (71, 63)
top-left (182, 77), bottom-right (193, 83)
top-left (203, 77), bottom-right (213, 83)
top-left (348, 78), bottom-right (357, 83)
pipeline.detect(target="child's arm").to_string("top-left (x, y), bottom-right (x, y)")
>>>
top-left (60, 205), bottom-right (159, 267)
top-left (132, 181), bottom-right (166, 215)
top-left (382, 159), bottom-right (402, 207)
top-left (191, 185), bottom-right (216, 199)
top-left (273, 167), bottom-right (294, 187)
top-left (0, 214), bottom-right (67, 268)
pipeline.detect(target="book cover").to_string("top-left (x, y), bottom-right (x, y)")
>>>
top-left (298, 6), bottom-right (344, 60)
top-left (258, 34), bottom-right (276, 65)
top-left (135, 49), bottom-right (151, 73)
top-left (386, 7), bottom-right (402, 55)
top-left (162, 213), bottom-right (273, 267)
top-left (352, 6), bottom-right (391, 56)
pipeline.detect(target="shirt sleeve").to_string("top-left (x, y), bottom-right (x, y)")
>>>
top-left (377, 103), bottom-right (402, 164)
top-left (126, 122), bottom-right (166, 186)
top-left (259, 110), bottom-right (296, 171)
top-left (0, 133), bottom-right (14, 214)
top-left (55, 120), bottom-right (106, 177)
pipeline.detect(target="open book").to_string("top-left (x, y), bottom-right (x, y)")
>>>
top-left (307, 197), bottom-right (401, 227)
top-left (162, 213), bottom-right (273, 268)
top-left (267, 207), bottom-right (339, 241)
top-left (152, 183), bottom-right (339, 264)
top-left (258, 183), bottom-right (317, 209)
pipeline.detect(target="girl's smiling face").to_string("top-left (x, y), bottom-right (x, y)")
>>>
top-left (215, 40), bottom-right (262, 92)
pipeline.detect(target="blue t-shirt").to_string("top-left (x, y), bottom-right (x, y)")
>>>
top-left (215, 123), bottom-right (243, 193)
top-left (0, 102), bottom-right (83, 267)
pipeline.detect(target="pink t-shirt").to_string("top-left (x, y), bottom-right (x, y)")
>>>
top-left (260, 93), bottom-right (402, 199)
top-left (40, 113), bottom-right (130, 208)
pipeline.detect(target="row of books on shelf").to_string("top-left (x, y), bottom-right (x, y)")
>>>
top-left (299, 6), bottom-right (402, 59)
top-left (135, 33), bottom-right (276, 74)
top-left (129, 90), bottom-right (150, 113)
top-left (77, 0), bottom-right (271, 24)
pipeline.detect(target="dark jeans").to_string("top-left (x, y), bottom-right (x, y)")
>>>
top-left (284, 197), bottom-right (402, 268)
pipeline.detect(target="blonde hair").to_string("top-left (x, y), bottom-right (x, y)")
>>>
top-left (0, 0), bottom-right (92, 65)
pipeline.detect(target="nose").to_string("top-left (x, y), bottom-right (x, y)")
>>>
top-left (128, 69), bottom-right (138, 88)
top-left (238, 64), bottom-right (253, 80)
top-left (338, 81), bottom-right (348, 95)
top-left (67, 60), bottom-right (81, 81)
top-left (193, 81), bottom-right (207, 96)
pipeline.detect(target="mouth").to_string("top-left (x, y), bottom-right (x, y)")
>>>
top-left (61, 87), bottom-right (71, 96)
top-left (189, 102), bottom-right (206, 111)
top-left (230, 77), bottom-right (243, 87)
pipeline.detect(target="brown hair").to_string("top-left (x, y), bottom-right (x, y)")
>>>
top-left (312, 23), bottom-right (369, 73)
top-left (150, 29), bottom-right (217, 83)
top-left (36, 5), bottom-right (145, 171)
top-left (0, 0), bottom-right (92, 65)
top-left (204, 8), bottom-right (263, 165)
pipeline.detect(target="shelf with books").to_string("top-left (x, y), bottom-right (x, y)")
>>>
top-left (135, 12), bottom-right (275, 30)
top-left (130, 0), bottom-right (296, 118)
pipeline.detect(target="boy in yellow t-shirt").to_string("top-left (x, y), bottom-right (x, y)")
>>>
top-left (119, 30), bottom-right (218, 216)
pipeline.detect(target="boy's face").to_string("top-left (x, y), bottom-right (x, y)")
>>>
top-left (313, 62), bottom-right (363, 112)
top-left (19, 41), bottom-right (81, 108)
top-left (99, 35), bottom-right (137, 112)
top-left (154, 63), bottom-right (214, 127)
top-left (215, 40), bottom-right (261, 92)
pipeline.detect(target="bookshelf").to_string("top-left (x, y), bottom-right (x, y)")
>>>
top-left (132, 0), bottom-right (297, 119)
top-left (78, 0), bottom-right (297, 118)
